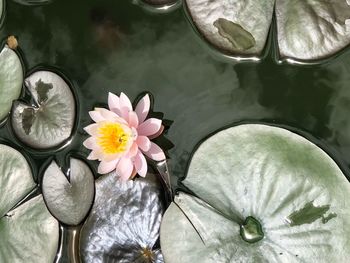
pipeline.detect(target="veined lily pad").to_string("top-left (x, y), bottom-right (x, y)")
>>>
top-left (0, 45), bottom-right (23, 123)
top-left (42, 158), bottom-right (95, 226)
top-left (161, 124), bottom-right (350, 262)
top-left (80, 172), bottom-right (164, 263)
top-left (11, 70), bottom-right (76, 149)
top-left (0, 144), bottom-right (59, 262)
top-left (185, 0), bottom-right (350, 62)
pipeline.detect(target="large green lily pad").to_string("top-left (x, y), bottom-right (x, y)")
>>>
top-left (161, 124), bottom-right (350, 262)
top-left (185, 0), bottom-right (350, 62)
top-left (0, 45), bottom-right (23, 123)
top-left (0, 144), bottom-right (59, 262)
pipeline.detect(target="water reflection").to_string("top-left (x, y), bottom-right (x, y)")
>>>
top-left (81, 20), bottom-right (275, 184)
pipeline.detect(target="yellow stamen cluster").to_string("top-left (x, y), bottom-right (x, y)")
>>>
top-left (141, 248), bottom-right (155, 262)
top-left (97, 123), bottom-right (131, 154)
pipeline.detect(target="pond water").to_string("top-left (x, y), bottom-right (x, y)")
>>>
top-left (1, 0), bottom-right (350, 189)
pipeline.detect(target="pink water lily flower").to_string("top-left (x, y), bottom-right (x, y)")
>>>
top-left (83, 92), bottom-right (165, 181)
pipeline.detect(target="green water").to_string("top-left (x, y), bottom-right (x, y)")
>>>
top-left (1, 0), bottom-right (350, 187)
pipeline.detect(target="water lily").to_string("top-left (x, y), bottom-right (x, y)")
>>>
top-left (83, 92), bottom-right (165, 181)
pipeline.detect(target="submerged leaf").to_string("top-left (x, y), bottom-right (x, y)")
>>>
top-left (11, 70), bottom-right (76, 149)
top-left (161, 124), bottom-right (350, 262)
top-left (80, 172), bottom-right (164, 263)
top-left (42, 158), bottom-right (95, 226)
top-left (0, 45), bottom-right (23, 122)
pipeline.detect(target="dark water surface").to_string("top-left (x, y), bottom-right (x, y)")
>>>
top-left (1, 0), bottom-right (350, 187)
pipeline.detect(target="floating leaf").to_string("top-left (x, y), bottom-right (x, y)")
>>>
top-left (0, 195), bottom-right (59, 262)
top-left (0, 144), bottom-right (59, 262)
top-left (185, 0), bottom-right (350, 62)
top-left (161, 124), bottom-right (350, 262)
top-left (276, 0), bottom-right (350, 61)
top-left (80, 172), bottom-right (164, 263)
top-left (0, 45), bottom-right (23, 122)
top-left (42, 158), bottom-right (95, 226)
top-left (185, 0), bottom-right (274, 57)
top-left (11, 70), bottom-right (76, 149)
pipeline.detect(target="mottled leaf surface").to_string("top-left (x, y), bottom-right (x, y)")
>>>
top-left (276, 0), bottom-right (350, 61)
top-left (80, 172), bottom-right (164, 263)
top-left (11, 71), bottom-right (76, 149)
top-left (161, 124), bottom-right (350, 262)
top-left (0, 45), bottom-right (23, 122)
top-left (42, 158), bottom-right (95, 226)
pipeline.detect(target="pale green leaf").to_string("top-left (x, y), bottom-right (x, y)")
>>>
top-left (42, 158), bottom-right (95, 226)
top-left (0, 45), bottom-right (23, 122)
top-left (161, 124), bottom-right (350, 262)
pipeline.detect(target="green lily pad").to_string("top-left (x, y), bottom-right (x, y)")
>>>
top-left (0, 45), bottom-right (23, 123)
top-left (11, 70), bottom-right (76, 149)
top-left (80, 172), bottom-right (164, 263)
top-left (161, 124), bottom-right (350, 262)
top-left (42, 158), bottom-right (95, 226)
top-left (185, 0), bottom-right (350, 62)
top-left (0, 144), bottom-right (59, 262)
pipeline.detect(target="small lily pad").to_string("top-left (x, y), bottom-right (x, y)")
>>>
top-left (161, 124), bottom-right (350, 262)
top-left (80, 172), bottom-right (164, 263)
top-left (0, 144), bottom-right (59, 262)
top-left (0, 45), bottom-right (23, 123)
top-left (42, 158), bottom-right (95, 226)
top-left (11, 70), bottom-right (76, 149)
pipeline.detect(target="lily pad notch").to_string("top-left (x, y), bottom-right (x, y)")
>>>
top-left (41, 157), bottom-right (95, 226)
top-left (11, 69), bottom-right (78, 151)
